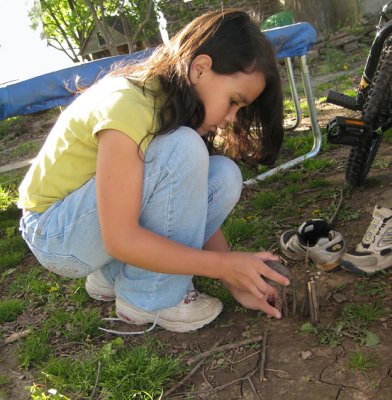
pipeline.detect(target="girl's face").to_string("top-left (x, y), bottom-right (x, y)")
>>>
top-left (190, 55), bottom-right (266, 135)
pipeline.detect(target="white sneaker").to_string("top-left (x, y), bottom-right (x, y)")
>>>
top-left (341, 205), bottom-right (392, 274)
top-left (85, 269), bottom-right (115, 301)
top-left (116, 290), bottom-right (223, 333)
top-left (280, 219), bottom-right (345, 272)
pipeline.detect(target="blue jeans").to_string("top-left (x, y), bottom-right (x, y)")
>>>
top-left (19, 127), bottom-right (243, 310)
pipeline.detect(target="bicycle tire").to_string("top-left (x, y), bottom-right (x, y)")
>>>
top-left (346, 41), bottom-right (392, 186)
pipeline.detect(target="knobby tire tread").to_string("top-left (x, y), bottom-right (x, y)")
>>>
top-left (346, 41), bottom-right (392, 186)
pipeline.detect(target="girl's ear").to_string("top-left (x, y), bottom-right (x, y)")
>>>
top-left (189, 54), bottom-right (213, 84)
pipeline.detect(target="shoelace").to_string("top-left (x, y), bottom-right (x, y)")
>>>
top-left (98, 312), bottom-right (160, 336)
top-left (364, 217), bottom-right (382, 244)
top-left (98, 290), bottom-right (198, 335)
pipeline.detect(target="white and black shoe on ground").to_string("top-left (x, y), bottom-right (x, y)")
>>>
top-left (280, 219), bottom-right (345, 272)
top-left (341, 205), bottom-right (392, 274)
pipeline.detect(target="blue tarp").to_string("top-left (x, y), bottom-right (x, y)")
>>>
top-left (0, 23), bottom-right (316, 121)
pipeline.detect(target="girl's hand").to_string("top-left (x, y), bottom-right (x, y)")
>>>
top-left (224, 284), bottom-right (281, 318)
top-left (218, 251), bottom-right (290, 309)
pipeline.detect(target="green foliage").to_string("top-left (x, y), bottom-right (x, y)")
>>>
top-left (223, 217), bottom-right (256, 247)
top-left (0, 116), bottom-right (25, 139)
top-left (0, 299), bottom-right (25, 323)
top-left (35, 338), bottom-right (182, 399)
top-left (342, 302), bottom-right (388, 324)
top-left (0, 200), bottom-right (27, 270)
top-left (29, 0), bottom-right (164, 62)
top-left (10, 141), bottom-right (41, 160)
top-left (0, 374), bottom-right (12, 386)
top-left (301, 301), bottom-right (387, 348)
top-left (251, 190), bottom-right (279, 211)
top-left (0, 186), bottom-right (17, 211)
top-left (353, 275), bottom-right (388, 298)
top-left (30, 385), bottom-right (71, 400)
top-left (308, 178), bottom-right (332, 189)
top-left (384, 127), bottom-right (392, 144)
top-left (348, 351), bottom-right (377, 373)
top-left (20, 327), bottom-right (52, 368)
top-left (0, 234), bottom-right (27, 270)
top-left (302, 158), bottom-right (334, 171)
top-left (47, 308), bottom-right (102, 340)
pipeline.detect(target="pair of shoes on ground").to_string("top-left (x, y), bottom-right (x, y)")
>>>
top-left (85, 270), bottom-right (223, 333)
top-left (280, 205), bottom-right (392, 274)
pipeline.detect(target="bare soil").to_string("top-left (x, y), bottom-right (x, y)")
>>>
top-left (1, 79), bottom-right (392, 400)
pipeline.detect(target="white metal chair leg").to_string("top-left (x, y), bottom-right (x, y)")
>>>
top-left (284, 57), bottom-right (302, 131)
top-left (244, 55), bottom-right (322, 185)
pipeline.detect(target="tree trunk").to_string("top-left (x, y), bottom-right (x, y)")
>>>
top-left (82, 0), bottom-right (120, 56)
top-left (283, 0), bottom-right (335, 35)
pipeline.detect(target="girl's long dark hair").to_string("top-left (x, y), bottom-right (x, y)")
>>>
top-left (110, 9), bottom-right (283, 166)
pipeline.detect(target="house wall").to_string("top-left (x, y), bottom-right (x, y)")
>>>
top-left (81, 27), bottom-right (127, 58)
top-left (359, 0), bottom-right (386, 18)
top-left (330, 0), bottom-right (386, 25)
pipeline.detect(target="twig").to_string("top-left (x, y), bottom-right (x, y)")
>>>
top-left (165, 341), bottom-right (221, 398)
top-left (307, 278), bottom-right (319, 325)
top-left (3, 329), bottom-right (31, 345)
top-left (291, 272), bottom-right (297, 316)
top-left (165, 357), bottom-right (207, 398)
top-left (259, 328), bottom-right (268, 382)
top-left (167, 367), bottom-right (259, 399)
top-left (328, 188), bottom-right (344, 227)
top-left (89, 361), bottom-right (102, 400)
top-left (211, 366), bottom-right (258, 392)
top-left (247, 376), bottom-right (261, 400)
top-left (231, 349), bottom-right (262, 365)
top-left (301, 268), bottom-right (310, 316)
top-left (186, 335), bottom-right (263, 366)
top-left (167, 335), bottom-right (265, 398)
top-left (282, 287), bottom-right (289, 317)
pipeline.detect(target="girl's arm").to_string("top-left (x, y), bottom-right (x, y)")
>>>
top-left (96, 130), bottom-right (289, 316)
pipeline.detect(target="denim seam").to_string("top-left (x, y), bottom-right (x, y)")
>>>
top-left (145, 165), bottom-right (172, 309)
top-left (62, 207), bottom-right (98, 235)
top-left (39, 208), bottom-right (98, 239)
top-left (208, 181), bottom-right (218, 207)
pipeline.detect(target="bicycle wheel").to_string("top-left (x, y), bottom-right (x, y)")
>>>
top-left (346, 41), bottom-right (392, 186)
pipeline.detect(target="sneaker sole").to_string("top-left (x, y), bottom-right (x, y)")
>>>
top-left (116, 299), bottom-right (223, 333)
top-left (316, 259), bottom-right (341, 273)
top-left (280, 247), bottom-right (306, 261)
top-left (341, 260), bottom-right (392, 274)
top-left (85, 282), bottom-right (115, 301)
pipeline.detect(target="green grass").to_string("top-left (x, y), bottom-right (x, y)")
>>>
top-left (10, 140), bottom-right (40, 160)
top-left (0, 116), bottom-right (25, 139)
top-left (300, 300), bottom-right (388, 348)
top-left (223, 216), bottom-right (256, 247)
top-left (353, 275), bottom-right (389, 298)
top-left (47, 308), bottom-right (102, 341)
top-left (0, 186), bottom-right (18, 211)
top-left (0, 299), bottom-right (25, 323)
top-left (384, 128), bottom-right (392, 144)
top-left (30, 338), bottom-right (183, 399)
top-left (20, 327), bottom-right (52, 368)
top-left (342, 302), bottom-right (388, 324)
top-left (251, 190), bottom-right (279, 211)
top-left (315, 46), bottom-right (368, 76)
top-left (348, 350), bottom-right (377, 374)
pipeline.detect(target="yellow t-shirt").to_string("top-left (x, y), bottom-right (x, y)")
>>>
top-left (18, 77), bottom-right (164, 212)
